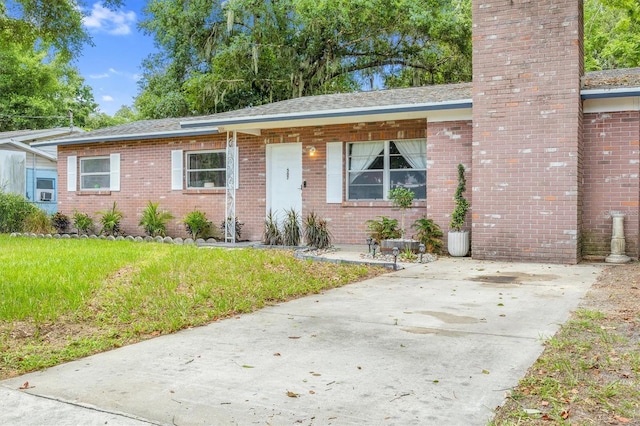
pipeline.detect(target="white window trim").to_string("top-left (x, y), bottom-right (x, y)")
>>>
top-left (346, 139), bottom-right (426, 201)
top-left (186, 149), bottom-right (226, 189)
top-left (76, 155), bottom-right (120, 191)
top-left (174, 148), bottom-right (239, 191)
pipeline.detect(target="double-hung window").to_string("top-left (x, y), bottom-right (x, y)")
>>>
top-left (186, 150), bottom-right (226, 188)
top-left (80, 157), bottom-right (111, 190)
top-left (347, 140), bottom-right (426, 201)
top-left (171, 148), bottom-right (237, 190)
top-left (67, 154), bottom-right (120, 192)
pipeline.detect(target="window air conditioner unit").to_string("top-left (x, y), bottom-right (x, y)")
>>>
top-left (39, 191), bottom-right (53, 202)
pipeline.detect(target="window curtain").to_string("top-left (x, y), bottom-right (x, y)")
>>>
top-left (349, 142), bottom-right (384, 183)
top-left (394, 140), bottom-right (426, 169)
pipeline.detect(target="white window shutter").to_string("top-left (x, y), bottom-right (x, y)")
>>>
top-left (326, 142), bottom-right (343, 203)
top-left (171, 150), bottom-right (183, 190)
top-left (67, 155), bottom-right (77, 192)
top-left (110, 153), bottom-right (120, 191)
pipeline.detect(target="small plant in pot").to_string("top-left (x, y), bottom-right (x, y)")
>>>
top-left (388, 187), bottom-right (414, 239)
top-left (448, 163), bottom-right (470, 256)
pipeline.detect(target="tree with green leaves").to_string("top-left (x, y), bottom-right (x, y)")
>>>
top-left (584, 0), bottom-right (640, 71)
top-left (0, 28), bottom-right (98, 131)
top-left (137, 0), bottom-right (472, 118)
top-left (0, 1), bottom-right (124, 131)
top-left (0, 0), bottom-right (123, 60)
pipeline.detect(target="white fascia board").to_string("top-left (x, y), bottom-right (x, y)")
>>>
top-left (32, 127), bottom-right (220, 147)
top-left (583, 96), bottom-right (640, 114)
top-left (181, 99), bottom-right (473, 130)
top-left (11, 128), bottom-right (85, 143)
top-left (0, 139), bottom-right (57, 162)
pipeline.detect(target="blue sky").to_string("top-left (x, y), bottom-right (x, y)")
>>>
top-left (77, 2), bottom-right (156, 116)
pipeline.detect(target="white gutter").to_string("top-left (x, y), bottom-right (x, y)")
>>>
top-left (581, 87), bottom-right (640, 99)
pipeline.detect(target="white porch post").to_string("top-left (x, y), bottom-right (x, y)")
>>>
top-left (225, 131), bottom-right (237, 243)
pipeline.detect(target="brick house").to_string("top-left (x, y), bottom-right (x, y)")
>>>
top-left (36, 0), bottom-right (640, 263)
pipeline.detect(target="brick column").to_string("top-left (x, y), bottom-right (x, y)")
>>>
top-left (471, 0), bottom-right (584, 263)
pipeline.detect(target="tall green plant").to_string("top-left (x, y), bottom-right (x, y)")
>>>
top-left (450, 164), bottom-right (470, 232)
top-left (72, 211), bottom-right (94, 235)
top-left (263, 210), bottom-right (282, 245)
top-left (0, 191), bottom-right (37, 233)
top-left (98, 202), bottom-right (124, 236)
top-left (303, 211), bottom-right (332, 249)
top-left (282, 208), bottom-right (302, 246)
top-left (183, 210), bottom-right (212, 239)
top-left (139, 201), bottom-right (174, 237)
top-left (411, 217), bottom-right (443, 254)
top-left (23, 209), bottom-right (54, 234)
top-left (366, 216), bottom-right (401, 244)
top-left (389, 187), bottom-right (414, 238)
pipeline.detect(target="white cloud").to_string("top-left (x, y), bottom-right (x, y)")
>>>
top-left (109, 67), bottom-right (122, 75)
top-left (102, 95), bottom-right (114, 102)
top-left (89, 73), bottom-right (110, 79)
top-left (83, 3), bottom-right (136, 36)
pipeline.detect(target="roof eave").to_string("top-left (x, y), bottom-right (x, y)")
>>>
top-left (32, 127), bottom-right (220, 147)
top-left (581, 87), bottom-right (640, 99)
top-left (0, 139), bottom-right (57, 161)
top-left (180, 100), bottom-right (474, 129)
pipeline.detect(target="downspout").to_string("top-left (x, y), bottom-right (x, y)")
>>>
top-left (33, 152), bottom-right (37, 204)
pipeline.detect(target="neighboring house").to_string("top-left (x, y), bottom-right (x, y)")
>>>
top-left (36, 1), bottom-right (640, 264)
top-left (0, 128), bottom-right (83, 214)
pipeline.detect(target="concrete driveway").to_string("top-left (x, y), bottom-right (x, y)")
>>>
top-left (0, 257), bottom-right (601, 425)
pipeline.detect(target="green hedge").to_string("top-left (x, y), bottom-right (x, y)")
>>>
top-left (0, 191), bottom-right (37, 233)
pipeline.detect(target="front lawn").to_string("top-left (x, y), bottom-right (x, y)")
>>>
top-left (0, 235), bottom-right (383, 379)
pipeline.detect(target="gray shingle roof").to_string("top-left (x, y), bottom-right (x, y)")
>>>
top-left (582, 67), bottom-right (640, 90)
top-left (182, 82), bottom-right (473, 124)
top-left (39, 67), bottom-right (640, 144)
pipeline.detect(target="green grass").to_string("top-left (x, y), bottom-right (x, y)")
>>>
top-left (491, 307), bottom-right (640, 425)
top-left (0, 235), bottom-right (382, 378)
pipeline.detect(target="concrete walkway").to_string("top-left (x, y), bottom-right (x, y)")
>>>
top-left (0, 255), bottom-right (601, 425)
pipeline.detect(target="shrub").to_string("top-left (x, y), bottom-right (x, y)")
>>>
top-left (0, 191), bottom-right (37, 233)
top-left (139, 201), bottom-right (174, 237)
top-left (303, 211), bottom-right (332, 249)
top-left (23, 209), bottom-right (54, 234)
top-left (450, 163), bottom-right (470, 232)
top-left (72, 211), bottom-right (95, 235)
top-left (220, 216), bottom-right (243, 242)
top-left (50, 212), bottom-right (70, 234)
top-left (411, 217), bottom-right (443, 254)
top-left (366, 216), bottom-right (401, 244)
top-left (184, 210), bottom-right (212, 239)
top-left (98, 202), bottom-right (124, 236)
top-left (282, 208), bottom-right (301, 246)
top-left (263, 210), bottom-right (282, 245)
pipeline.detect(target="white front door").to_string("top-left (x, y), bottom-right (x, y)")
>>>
top-left (266, 143), bottom-right (302, 222)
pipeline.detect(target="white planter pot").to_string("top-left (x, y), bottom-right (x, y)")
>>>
top-left (448, 231), bottom-right (469, 257)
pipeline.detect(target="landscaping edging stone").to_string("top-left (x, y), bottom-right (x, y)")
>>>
top-left (8, 232), bottom-right (200, 245)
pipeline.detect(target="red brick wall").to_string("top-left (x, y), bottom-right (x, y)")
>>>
top-left (582, 111), bottom-right (640, 258)
top-left (425, 121), bottom-right (473, 251)
top-left (471, 0), bottom-right (584, 263)
top-left (57, 119), bottom-right (433, 244)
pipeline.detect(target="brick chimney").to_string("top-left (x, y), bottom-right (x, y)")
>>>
top-left (471, 0), bottom-right (584, 263)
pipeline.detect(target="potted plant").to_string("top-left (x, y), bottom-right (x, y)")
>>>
top-left (448, 163), bottom-right (470, 256)
top-left (388, 187), bottom-right (414, 239)
top-left (381, 187), bottom-right (420, 253)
